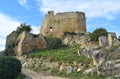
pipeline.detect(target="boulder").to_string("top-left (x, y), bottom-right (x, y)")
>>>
top-left (108, 32), bottom-right (120, 46)
top-left (66, 66), bottom-right (73, 74)
top-left (99, 36), bottom-right (108, 47)
top-left (62, 34), bottom-right (90, 46)
top-left (78, 47), bottom-right (93, 58)
top-left (83, 68), bottom-right (96, 75)
top-left (60, 63), bottom-right (66, 72)
top-left (92, 50), bottom-right (105, 66)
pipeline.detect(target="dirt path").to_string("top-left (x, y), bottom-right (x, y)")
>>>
top-left (22, 69), bottom-right (68, 79)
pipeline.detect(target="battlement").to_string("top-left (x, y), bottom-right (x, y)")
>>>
top-left (46, 11), bottom-right (85, 19)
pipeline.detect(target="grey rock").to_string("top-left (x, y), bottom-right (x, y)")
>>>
top-left (78, 47), bottom-right (93, 58)
top-left (99, 36), bottom-right (108, 47)
top-left (92, 50), bottom-right (105, 66)
top-left (66, 66), bottom-right (73, 74)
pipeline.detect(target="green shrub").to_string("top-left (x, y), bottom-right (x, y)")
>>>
top-left (0, 56), bottom-right (21, 79)
top-left (45, 37), bottom-right (63, 49)
top-left (15, 73), bottom-right (26, 79)
top-left (90, 28), bottom-right (108, 41)
top-left (16, 23), bottom-right (32, 35)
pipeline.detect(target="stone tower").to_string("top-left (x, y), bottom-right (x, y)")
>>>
top-left (40, 11), bottom-right (86, 37)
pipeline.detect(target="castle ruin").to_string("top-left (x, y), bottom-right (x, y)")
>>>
top-left (40, 11), bottom-right (86, 37)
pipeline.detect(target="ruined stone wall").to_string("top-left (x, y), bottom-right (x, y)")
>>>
top-left (5, 31), bottom-right (18, 50)
top-left (14, 31), bottom-right (47, 56)
top-left (40, 11), bottom-right (86, 37)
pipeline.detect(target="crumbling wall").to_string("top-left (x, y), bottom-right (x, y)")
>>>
top-left (14, 31), bottom-right (47, 55)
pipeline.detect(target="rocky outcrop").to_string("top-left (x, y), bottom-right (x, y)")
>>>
top-left (108, 32), bottom-right (120, 46)
top-left (62, 33), bottom-right (90, 46)
top-left (92, 50), bottom-right (105, 66)
top-left (19, 55), bottom-right (85, 75)
top-left (14, 31), bottom-right (47, 55)
top-left (98, 60), bottom-right (120, 77)
top-left (40, 11), bottom-right (86, 37)
top-left (99, 36), bottom-right (108, 47)
top-left (78, 45), bottom-right (120, 78)
top-left (78, 47), bottom-right (93, 57)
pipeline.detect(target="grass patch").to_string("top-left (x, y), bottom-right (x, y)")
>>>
top-left (50, 68), bottom-right (105, 79)
top-left (27, 45), bottom-right (91, 63)
top-left (15, 73), bottom-right (26, 79)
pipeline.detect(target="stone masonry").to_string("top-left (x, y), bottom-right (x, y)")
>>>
top-left (14, 31), bottom-right (47, 55)
top-left (40, 11), bottom-right (86, 37)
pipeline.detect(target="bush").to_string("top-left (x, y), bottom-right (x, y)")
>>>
top-left (16, 23), bottom-right (32, 35)
top-left (0, 56), bottom-right (21, 79)
top-left (90, 28), bottom-right (108, 41)
top-left (45, 37), bottom-right (63, 49)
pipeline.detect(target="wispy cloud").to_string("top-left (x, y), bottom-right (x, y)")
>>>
top-left (36, 0), bottom-right (120, 19)
top-left (0, 13), bottom-right (20, 51)
top-left (18, 0), bottom-right (29, 9)
top-left (31, 25), bottom-right (40, 34)
top-left (36, 0), bottom-right (120, 35)
top-left (0, 13), bottom-right (40, 51)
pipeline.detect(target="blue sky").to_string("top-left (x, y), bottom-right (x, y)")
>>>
top-left (0, 0), bottom-right (120, 51)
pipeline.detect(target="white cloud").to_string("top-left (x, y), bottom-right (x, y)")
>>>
top-left (0, 13), bottom-right (21, 51)
top-left (36, 0), bottom-right (120, 36)
top-left (0, 13), bottom-right (40, 51)
top-left (18, 0), bottom-right (29, 9)
top-left (37, 0), bottom-right (120, 19)
top-left (31, 25), bottom-right (40, 34)
top-left (0, 14), bottom-right (20, 36)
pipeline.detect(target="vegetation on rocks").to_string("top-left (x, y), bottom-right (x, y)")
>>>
top-left (0, 56), bottom-right (21, 79)
top-left (16, 23), bottom-right (32, 35)
top-left (50, 69), bottom-right (105, 79)
top-left (45, 36), bottom-right (64, 49)
top-left (28, 45), bottom-right (91, 63)
top-left (4, 23), bottom-right (32, 56)
top-left (15, 73), bottom-right (26, 79)
top-left (90, 28), bottom-right (108, 41)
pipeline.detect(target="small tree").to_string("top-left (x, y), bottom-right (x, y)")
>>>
top-left (0, 56), bottom-right (21, 79)
top-left (16, 23), bottom-right (32, 34)
top-left (90, 28), bottom-right (108, 41)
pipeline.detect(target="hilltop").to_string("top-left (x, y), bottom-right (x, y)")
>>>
top-left (2, 11), bottom-right (120, 79)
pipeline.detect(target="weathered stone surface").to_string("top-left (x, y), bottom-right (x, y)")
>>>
top-left (62, 34), bottom-right (90, 46)
top-left (92, 50), bottom-right (105, 66)
top-left (98, 60), bottom-right (120, 77)
top-left (40, 11), bottom-right (86, 37)
top-left (66, 66), bottom-right (73, 74)
top-left (108, 32), bottom-right (120, 46)
top-left (78, 47), bottom-right (93, 58)
top-left (5, 31), bottom-right (18, 50)
top-left (83, 68), bottom-right (96, 75)
top-left (60, 63), bottom-right (66, 72)
top-left (99, 36), bottom-right (108, 47)
top-left (14, 31), bottom-right (47, 55)
top-left (113, 38), bottom-right (120, 46)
